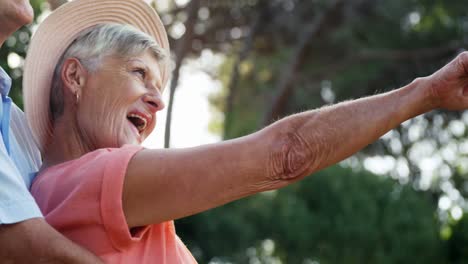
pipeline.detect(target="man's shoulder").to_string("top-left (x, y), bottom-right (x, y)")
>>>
top-left (9, 103), bottom-right (42, 175)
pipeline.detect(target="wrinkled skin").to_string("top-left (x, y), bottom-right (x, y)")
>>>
top-left (74, 50), bottom-right (164, 150)
top-left (427, 52), bottom-right (468, 110)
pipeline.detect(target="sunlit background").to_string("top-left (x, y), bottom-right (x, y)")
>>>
top-left (4, 0), bottom-right (468, 262)
top-left (142, 50), bottom-right (223, 148)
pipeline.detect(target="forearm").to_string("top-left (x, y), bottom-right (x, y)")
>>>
top-left (262, 77), bottom-right (432, 181)
top-left (0, 218), bottom-right (102, 263)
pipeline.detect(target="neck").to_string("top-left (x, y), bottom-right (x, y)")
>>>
top-left (42, 117), bottom-right (94, 169)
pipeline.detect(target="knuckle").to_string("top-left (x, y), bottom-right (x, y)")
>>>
top-left (460, 51), bottom-right (468, 58)
top-left (457, 52), bottom-right (468, 75)
top-left (457, 52), bottom-right (468, 65)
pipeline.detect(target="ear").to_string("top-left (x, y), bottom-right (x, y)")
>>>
top-left (61, 58), bottom-right (87, 97)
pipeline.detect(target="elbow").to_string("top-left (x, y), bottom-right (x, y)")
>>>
top-left (266, 130), bottom-right (317, 183)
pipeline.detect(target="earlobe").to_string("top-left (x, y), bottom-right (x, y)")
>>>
top-left (61, 58), bottom-right (87, 97)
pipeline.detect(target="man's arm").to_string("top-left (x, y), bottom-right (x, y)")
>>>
top-left (0, 104), bottom-right (102, 263)
top-left (0, 150), bottom-right (103, 263)
top-left (0, 0), bottom-right (101, 262)
top-left (0, 218), bottom-right (102, 263)
top-left (122, 52), bottom-right (468, 227)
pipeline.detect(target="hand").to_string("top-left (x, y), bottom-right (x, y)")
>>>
top-left (425, 51), bottom-right (468, 110)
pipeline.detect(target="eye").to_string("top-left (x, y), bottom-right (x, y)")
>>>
top-left (133, 68), bottom-right (146, 79)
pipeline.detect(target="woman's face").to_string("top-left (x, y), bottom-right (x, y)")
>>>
top-left (76, 50), bottom-right (164, 149)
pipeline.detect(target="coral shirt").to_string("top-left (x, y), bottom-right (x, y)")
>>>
top-left (31, 145), bottom-right (197, 263)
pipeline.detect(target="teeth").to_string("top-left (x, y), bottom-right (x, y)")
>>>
top-left (128, 114), bottom-right (147, 132)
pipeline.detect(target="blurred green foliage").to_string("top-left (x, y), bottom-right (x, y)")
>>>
top-left (0, 0), bottom-right (43, 108)
top-left (448, 213), bottom-right (468, 263)
top-left (179, 166), bottom-right (443, 263)
top-left (186, 0), bottom-right (468, 262)
top-left (3, 0), bottom-right (468, 263)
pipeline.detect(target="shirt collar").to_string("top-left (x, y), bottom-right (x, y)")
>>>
top-left (0, 67), bottom-right (12, 96)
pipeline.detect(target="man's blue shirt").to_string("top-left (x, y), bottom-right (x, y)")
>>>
top-left (0, 67), bottom-right (42, 224)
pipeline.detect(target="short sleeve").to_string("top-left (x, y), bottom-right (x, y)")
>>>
top-left (0, 103), bottom-right (42, 224)
top-left (0, 143), bottom-right (42, 224)
top-left (9, 104), bottom-right (41, 188)
top-left (100, 144), bottom-right (147, 250)
top-left (10, 105), bottom-right (41, 174)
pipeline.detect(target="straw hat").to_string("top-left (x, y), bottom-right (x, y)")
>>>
top-left (23, 0), bottom-right (170, 153)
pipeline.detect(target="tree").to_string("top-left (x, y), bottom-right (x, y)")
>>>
top-left (177, 166), bottom-right (444, 263)
top-left (209, 0), bottom-right (468, 205)
top-left (448, 213), bottom-right (468, 263)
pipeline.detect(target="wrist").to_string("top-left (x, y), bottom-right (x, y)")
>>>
top-left (404, 76), bottom-right (437, 116)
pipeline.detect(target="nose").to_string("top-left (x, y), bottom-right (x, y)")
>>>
top-left (143, 93), bottom-right (165, 113)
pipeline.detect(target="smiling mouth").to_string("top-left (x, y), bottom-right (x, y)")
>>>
top-left (127, 114), bottom-right (148, 134)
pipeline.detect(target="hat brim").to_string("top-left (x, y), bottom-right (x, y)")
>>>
top-left (23, 0), bottom-right (170, 153)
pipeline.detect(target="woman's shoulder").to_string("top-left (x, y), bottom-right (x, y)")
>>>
top-left (34, 145), bottom-right (144, 188)
top-left (82, 145), bottom-right (143, 164)
top-left (48, 145), bottom-right (143, 170)
top-left (31, 145), bottom-right (145, 212)
top-left (83, 144), bottom-right (144, 162)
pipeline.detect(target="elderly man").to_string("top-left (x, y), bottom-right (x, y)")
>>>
top-left (0, 0), bottom-right (101, 262)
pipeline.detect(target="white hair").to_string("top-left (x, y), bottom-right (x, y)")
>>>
top-left (50, 23), bottom-right (167, 121)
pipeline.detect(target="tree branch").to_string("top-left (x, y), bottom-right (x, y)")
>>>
top-left (310, 41), bottom-right (464, 81)
top-left (261, 0), bottom-right (346, 126)
top-left (223, 0), bottom-right (269, 139)
top-left (164, 0), bottom-right (200, 148)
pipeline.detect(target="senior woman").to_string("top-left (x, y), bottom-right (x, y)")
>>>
top-left (23, 0), bottom-right (468, 263)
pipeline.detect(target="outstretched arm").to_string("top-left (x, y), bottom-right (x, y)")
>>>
top-left (123, 52), bottom-right (468, 228)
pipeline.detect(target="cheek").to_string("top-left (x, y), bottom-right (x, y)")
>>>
top-left (77, 97), bottom-right (129, 147)
top-left (80, 75), bottom-right (145, 146)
